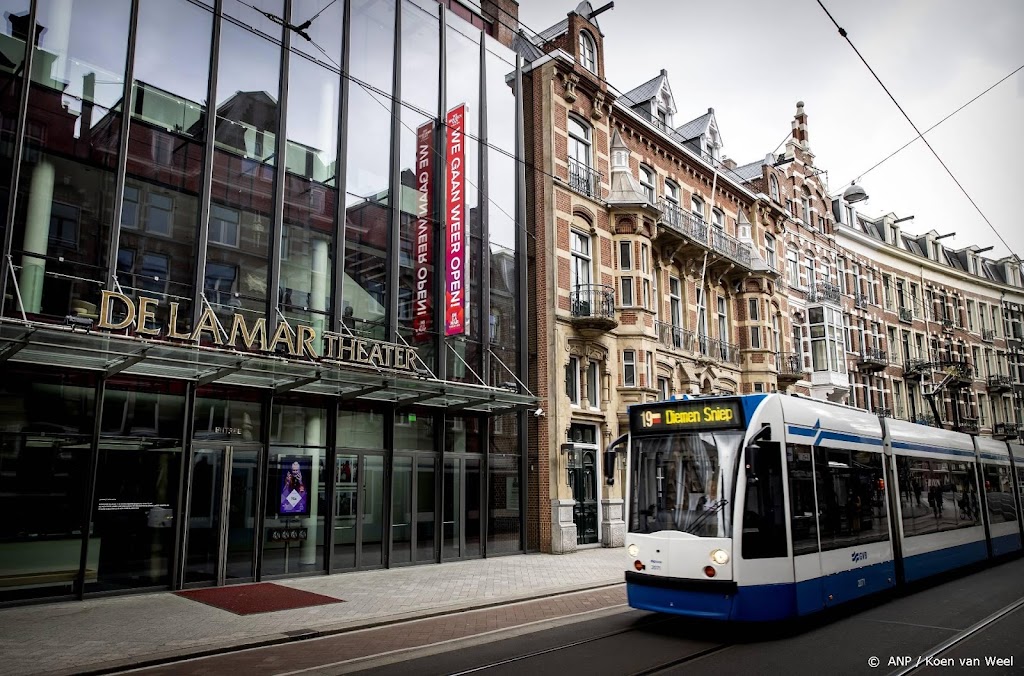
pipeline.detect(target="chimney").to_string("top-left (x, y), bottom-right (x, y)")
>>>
top-left (721, 156), bottom-right (736, 170)
top-left (792, 100), bottom-right (809, 147)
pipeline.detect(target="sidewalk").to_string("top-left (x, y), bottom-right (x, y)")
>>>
top-left (0, 548), bottom-right (626, 676)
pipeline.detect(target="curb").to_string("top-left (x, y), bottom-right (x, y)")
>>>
top-left (53, 579), bottom-right (625, 676)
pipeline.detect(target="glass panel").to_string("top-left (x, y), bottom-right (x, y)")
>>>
top-left (185, 448), bottom-right (224, 583)
top-left (225, 448), bottom-right (257, 581)
top-left (263, 446), bottom-right (326, 576)
top-left (465, 456), bottom-right (481, 558)
top-left (443, 457), bottom-right (459, 559)
top-left (394, 409), bottom-right (433, 450)
top-left (982, 463), bottom-right (1016, 524)
top-left (487, 452), bottom-right (520, 554)
top-left (0, 371), bottom-right (94, 601)
top-left (205, 21), bottom-right (280, 327)
top-left (787, 444), bottom-right (818, 555)
top-left (897, 455), bottom-right (981, 537)
top-left (336, 407), bottom-right (385, 449)
top-left (7, 0), bottom-right (131, 321)
top-left (0, 0), bottom-right (31, 257)
top-left (362, 453), bottom-right (385, 567)
top-left (416, 455), bottom-right (435, 562)
top-left (281, 2), bottom-right (343, 332)
top-left (193, 390), bottom-right (263, 442)
top-left (270, 402), bottom-right (327, 446)
top-left (391, 455), bottom-right (412, 564)
top-left (333, 453), bottom-right (358, 570)
top-left (342, 0), bottom-right (394, 341)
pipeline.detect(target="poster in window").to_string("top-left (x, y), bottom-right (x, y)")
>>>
top-left (279, 455), bottom-right (311, 516)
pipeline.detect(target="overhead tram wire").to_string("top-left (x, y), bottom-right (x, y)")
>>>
top-left (848, 62), bottom-right (1024, 184)
top-left (816, 0), bottom-right (1021, 262)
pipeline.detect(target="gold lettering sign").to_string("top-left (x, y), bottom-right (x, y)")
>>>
top-left (93, 293), bottom-right (421, 374)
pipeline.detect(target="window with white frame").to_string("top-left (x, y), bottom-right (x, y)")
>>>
top-left (566, 356), bottom-right (580, 405)
top-left (748, 298), bottom-right (760, 321)
top-left (586, 361), bottom-right (599, 409)
top-left (769, 174), bottom-right (780, 202)
top-left (750, 325), bottom-right (761, 349)
top-left (801, 190), bottom-right (811, 224)
top-left (639, 165), bottom-right (655, 203)
top-left (772, 313), bottom-right (781, 352)
top-left (210, 205), bottom-right (240, 247)
top-left (711, 209), bottom-right (724, 230)
top-left (765, 233), bottom-right (777, 270)
top-left (578, 30), bottom-right (596, 72)
top-left (645, 351), bottom-right (654, 388)
top-left (665, 180), bottom-right (679, 205)
top-left (571, 230), bottom-right (591, 290)
top-left (643, 279), bottom-right (651, 309)
top-left (618, 240), bottom-right (632, 270)
top-left (657, 376), bottom-right (669, 400)
top-left (568, 117), bottom-right (592, 170)
top-left (809, 305), bottom-right (845, 373)
top-left (717, 295), bottom-right (727, 342)
top-left (691, 195), bottom-right (704, 223)
top-left (670, 276), bottom-right (682, 330)
top-left (640, 243), bottom-right (649, 273)
top-left (146, 193), bottom-right (173, 236)
top-left (787, 246), bottom-right (799, 287)
top-left (623, 350), bottom-right (636, 387)
top-left (620, 276), bottom-right (634, 307)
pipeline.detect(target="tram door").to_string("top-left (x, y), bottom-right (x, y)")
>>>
top-left (787, 442), bottom-right (824, 614)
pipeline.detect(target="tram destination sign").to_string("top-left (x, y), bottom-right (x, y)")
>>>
top-left (95, 290), bottom-right (421, 374)
top-left (630, 399), bottom-right (744, 435)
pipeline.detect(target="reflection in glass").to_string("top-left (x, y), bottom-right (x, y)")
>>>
top-left (0, 0), bottom-right (31, 257)
top-left (119, 0), bottom-right (213, 334)
top-left (334, 453), bottom-right (358, 569)
top-left (391, 455), bottom-right (412, 564)
top-left (7, 0), bottom-right (130, 320)
top-left (416, 455), bottom-right (436, 561)
top-left (206, 21), bottom-right (280, 326)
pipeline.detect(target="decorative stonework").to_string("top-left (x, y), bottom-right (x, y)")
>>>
top-left (601, 498), bottom-right (625, 548)
top-left (551, 498), bottom-right (578, 554)
top-left (560, 71), bottom-right (579, 103)
top-left (591, 91), bottom-right (606, 119)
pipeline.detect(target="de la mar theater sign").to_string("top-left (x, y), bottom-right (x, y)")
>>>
top-left (96, 290), bottom-right (421, 373)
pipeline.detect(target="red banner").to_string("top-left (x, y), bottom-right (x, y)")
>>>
top-left (445, 104), bottom-right (467, 337)
top-left (413, 120), bottom-right (434, 341)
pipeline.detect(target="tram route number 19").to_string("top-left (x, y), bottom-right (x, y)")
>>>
top-left (639, 405), bottom-right (735, 429)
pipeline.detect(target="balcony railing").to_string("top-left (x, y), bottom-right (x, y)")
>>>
top-left (570, 284), bottom-right (615, 320)
top-left (903, 357), bottom-right (930, 378)
top-left (994, 422), bottom-right (1019, 440)
top-left (898, 307), bottom-right (913, 323)
top-left (987, 373), bottom-right (1012, 392)
top-left (656, 200), bottom-right (751, 268)
top-left (935, 360), bottom-right (974, 386)
top-left (873, 407), bottom-right (893, 418)
top-left (567, 158), bottom-right (603, 200)
top-left (776, 352), bottom-right (807, 381)
top-left (982, 328), bottom-right (996, 342)
top-left (941, 318), bottom-right (955, 334)
top-left (854, 292), bottom-right (869, 309)
top-left (912, 414), bottom-right (937, 427)
top-left (859, 347), bottom-right (888, 371)
top-left (959, 417), bottom-right (980, 435)
top-left (654, 320), bottom-right (696, 352)
top-left (807, 282), bottom-right (841, 305)
top-left (697, 335), bottom-right (741, 365)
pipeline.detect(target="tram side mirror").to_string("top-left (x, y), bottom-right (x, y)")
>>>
top-left (745, 425), bottom-right (774, 484)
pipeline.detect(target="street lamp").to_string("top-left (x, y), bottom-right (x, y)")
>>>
top-left (842, 181), bottom-right (869, 203)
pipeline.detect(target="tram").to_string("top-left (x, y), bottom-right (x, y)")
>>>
top-left (619, 393), bottom-right (1024, 621)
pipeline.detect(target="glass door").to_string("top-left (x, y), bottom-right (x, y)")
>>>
top-left (333, 451), bottom-right (385, 570)
top-left (443, 456), bottom-right (482, 560)
top-left (391, 453), bottom-right (437, 565)
top-left (183, 445), bottom-right (258, 586)
top-left (570, 449), bottom-right (599, 545)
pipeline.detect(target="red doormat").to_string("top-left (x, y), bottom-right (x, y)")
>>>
top-left (176, 583), bottom-right (343, 615)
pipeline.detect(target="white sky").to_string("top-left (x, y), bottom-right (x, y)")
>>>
top-left (517, 0), bottom-right (1024, 262)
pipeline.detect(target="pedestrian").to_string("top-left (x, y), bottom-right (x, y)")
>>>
top-left (927, 486), bottom-right (937, 518)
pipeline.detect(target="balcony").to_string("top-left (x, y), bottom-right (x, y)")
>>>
top-left (858, 347), bottom-right (888, 372)
top-left (656, 200), bottom-right (752, 270)
top-left (912, 414), bottom-right (937, 427)
top-left (941, 318), bottom-right (955, 334)
top-left (993, 422), bottom-right (1019, 440)
top-left (987, 373), bottom-right (1012, 393)
top-left (958, 417), bottom-right (980, 435)
top-left (873, 407), bottom-right (893, 418)
top-left (569, 284), bottom-right (617, 334)
top-left (854, 292), bottom-right (869, 309)
top-left (898, 307), bottom-right (913, 323)
top-left (567, 158), bottom-right (603, 200)
top-left (807, 282), bottom-right (841, 305)
top-left (696, 335), bottom-right (741, 366)
top-left (776, 352), bottom-right (808, 385)
top-left (655, 320), bottom-right (696, 352)
top-left (903, 358), bottom-right (930, 380)
top-left (982, 328), bottom-right (996, 342)
top-left (935, 360), bottom-right (974, 388)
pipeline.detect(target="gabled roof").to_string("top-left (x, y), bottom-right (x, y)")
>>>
top-left (530, 2), bottom-right (602, 46)
top-left (983, 260), bottom-right (1007, 283)
top-left (513, 30), bottom-right (545, 61)
top-left (946, 249), bottom-right (968, 271)
top-left (675, 108), bottom-right (719, 146)
top-left (730, 159), bottom-right (764, 183)
top-left (619, 72), bottom-right (663, 107)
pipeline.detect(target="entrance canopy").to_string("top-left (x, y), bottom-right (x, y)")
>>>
top-left (0, 320), bottom-right (535, 414)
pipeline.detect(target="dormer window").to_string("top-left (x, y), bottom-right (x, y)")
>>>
top-left (579, 30), bottom-right (596, 72)
top-left (639, 165), bottom-right (655, 203)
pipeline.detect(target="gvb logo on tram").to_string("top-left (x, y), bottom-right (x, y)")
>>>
top-left (621, 393), bottom-right (1024, 623)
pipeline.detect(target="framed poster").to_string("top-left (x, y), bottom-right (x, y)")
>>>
top-left (279, 455), bottom-right (311, 517)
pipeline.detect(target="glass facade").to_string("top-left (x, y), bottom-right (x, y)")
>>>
top-left (0, 0), bottom-right (527, 603)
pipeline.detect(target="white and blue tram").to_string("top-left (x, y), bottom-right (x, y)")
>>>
top-left (621, 393), bottom-right (1024, 622)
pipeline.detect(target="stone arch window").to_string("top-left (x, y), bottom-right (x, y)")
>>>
top-left (769, 174), bottom-right (780, 202)
top-left (579, 30), bottom-right (597, 72)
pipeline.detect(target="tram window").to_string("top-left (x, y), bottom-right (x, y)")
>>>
top-left (895, 455), bottom-right (980, 537)
top-left (815, 448), bottom-right (888, 552)
top-left (787, 444), bottom-right (819, 555)
top-left (981, 463), bottom-right (1017, 524)
top-left (741, 441), bottom-right (787, 559)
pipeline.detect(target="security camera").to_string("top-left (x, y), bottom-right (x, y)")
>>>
top-left (533, 407), bottom-right (544, 417)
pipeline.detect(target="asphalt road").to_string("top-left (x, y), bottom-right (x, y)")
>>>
top-left (116, 557), bottom-right (1024, 676)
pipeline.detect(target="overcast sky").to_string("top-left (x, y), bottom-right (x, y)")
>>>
top-left (517, 0), bottom-right (1024, 262)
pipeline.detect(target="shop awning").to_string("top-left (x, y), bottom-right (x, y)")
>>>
top-left (0, 320), bottom-right (536, 414)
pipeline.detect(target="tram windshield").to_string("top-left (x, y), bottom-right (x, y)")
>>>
top-left (630, 431), bottom-right (743, 537)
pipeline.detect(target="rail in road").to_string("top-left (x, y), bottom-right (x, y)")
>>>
top-left (112, 558), bottom-right (1024, 676)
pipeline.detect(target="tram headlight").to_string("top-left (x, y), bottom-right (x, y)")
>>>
top-left (627, 543), bottom-right (639, 558)
top-left (710, 549), bottom-right (730, 565)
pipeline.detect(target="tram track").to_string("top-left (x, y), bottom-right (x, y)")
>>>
top-left (887, 594), bottom-right (1024, 675)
